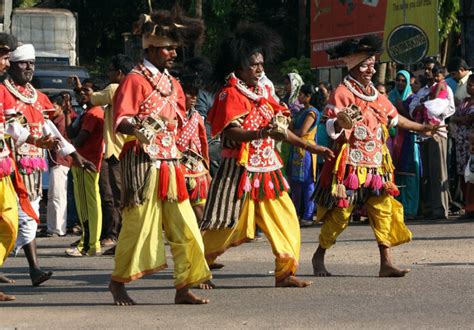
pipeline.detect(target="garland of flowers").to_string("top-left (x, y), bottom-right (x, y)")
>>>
top-left (137, 63), bottom-right (174, 97)
top-left (343, 75), bottom-right (378, 102)
top-left (4, 79), bottom-right (38, 104)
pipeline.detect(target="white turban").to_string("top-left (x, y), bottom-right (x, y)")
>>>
top-left (10, 44), bottom-right (35, 62)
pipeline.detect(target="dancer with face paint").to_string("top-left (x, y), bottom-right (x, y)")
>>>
top-left (312, 35), bottom-right (444, 278)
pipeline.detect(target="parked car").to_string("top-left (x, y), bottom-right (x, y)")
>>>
top-left (32, 65), bottom-right (90, 90)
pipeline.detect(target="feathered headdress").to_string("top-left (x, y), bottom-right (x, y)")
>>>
top-left (212, 22), bottom-right (283, 89)
top-left (134, 7), bottom-right (204, 49)
top-left (327, 35), bottom-right (383, 69)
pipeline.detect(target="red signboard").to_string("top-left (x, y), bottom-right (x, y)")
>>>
top-left (310, 0), bottom-right (388, 68)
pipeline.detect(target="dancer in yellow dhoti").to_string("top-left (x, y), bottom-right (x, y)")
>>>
top-left (109, 10), bottom-right (211, 305)
top-left (200, 23), bottom-right (333, 287)
top-left (312, 35), bottom-right (443, 277)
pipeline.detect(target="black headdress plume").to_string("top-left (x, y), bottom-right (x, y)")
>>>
top-left (212, 22), bottom-right (283, 90)
top-left (327, 34), bottom-right (383, 60)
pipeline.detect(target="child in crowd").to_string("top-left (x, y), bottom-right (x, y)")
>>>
top-left (176, 74), bottom-right (211, 224)
top-left (417, 66), bottom-right (449, 125)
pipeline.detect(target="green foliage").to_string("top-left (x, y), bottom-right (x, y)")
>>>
top-left (279, 56), bottom-right (316, 84)
top-left (13, 0), bottom-right (39, 8)
top-left (439, 0), bottom-right (461, 42)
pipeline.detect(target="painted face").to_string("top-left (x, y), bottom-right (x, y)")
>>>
top-left (351, 56), bottom-right (376, 86)
top-left (236, 52), bottom-right (264, 87)
top-left (395, 74), bottom-right (407, 92)
top-left (9, 59), bottom-right (35, 84)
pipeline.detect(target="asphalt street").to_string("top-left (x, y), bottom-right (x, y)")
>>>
top-left (0, 218), bottom-right (473, 329)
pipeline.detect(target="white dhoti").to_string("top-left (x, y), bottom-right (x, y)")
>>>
top-left (14, 197), bottom-right (40, 255)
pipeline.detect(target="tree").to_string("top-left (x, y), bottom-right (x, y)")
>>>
top-left (439, 0), bottom-right (461, 65)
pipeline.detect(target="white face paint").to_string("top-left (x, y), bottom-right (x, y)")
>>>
top-left (359, 56), bottom-right (376, 74)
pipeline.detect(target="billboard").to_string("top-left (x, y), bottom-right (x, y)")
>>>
top-left (310, 0), bottom-right (439, 68)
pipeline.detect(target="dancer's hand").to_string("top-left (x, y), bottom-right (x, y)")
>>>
top-left (34, 134), bottom-right (61, 150)
top-left (306, 144), bottom-right (335, 160)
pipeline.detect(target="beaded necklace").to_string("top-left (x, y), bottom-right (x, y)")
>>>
top-left (137, 63), bottom-right (174, 97)
top-left (343, 75), bottom-right (378, 102)
top-left (4, 79), bottom-right (38, 104)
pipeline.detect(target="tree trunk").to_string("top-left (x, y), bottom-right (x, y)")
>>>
top-left (194, 0), bottom-right (203, 56)
top-left (297, 0), bottom-right (307, 57)
top-left (374, 62), bottom-right (387, 85)
top-left (441, 37), bottom-right (449, 66)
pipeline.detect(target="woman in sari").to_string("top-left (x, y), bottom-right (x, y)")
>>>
top-left (288, 84), bottom-right (320, 226)
top-left (389, 70), bottom-right (420, 218)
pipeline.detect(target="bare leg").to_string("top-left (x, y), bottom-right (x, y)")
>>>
top-left (23, 240), bottom-right (53, 286)
top-left (0, 274), bottom-right (15, 284)
top-left (379, 245), bottom-right (410, 277)
top-left (0, 291), bottom-right (15, 301)
top-left (109, 280), bottom-right (136, 306)
top-left (312, 245), bottom-right (332, 276)
top-left (275, 275), bottom-right (312, 287)
top-left (175, 287), bottom-right (209, 304)
top-left (192, 204), bottom-right (204, 223)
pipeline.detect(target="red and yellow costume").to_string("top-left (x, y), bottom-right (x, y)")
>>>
top-left (0, 85), bottom-right (39, 266)
top-left (111, 60), bottom-right (211, 288)
top-left (176, 109), bottom-right (210, 206)
top-left (201, 74), bottom-right (302, 282)
top-left (2, 80), bottom-right (74, 253)
top-left (315, 76), bottom-right (412, 248)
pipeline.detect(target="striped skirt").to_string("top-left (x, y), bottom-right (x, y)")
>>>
top-left (200, 157), bottom-right (244, 230)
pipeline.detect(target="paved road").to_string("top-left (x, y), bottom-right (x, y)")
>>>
top-left (0, 218), bottom-right (473, 329)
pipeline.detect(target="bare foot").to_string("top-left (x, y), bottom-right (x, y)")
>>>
top-left (209, 263), bottom-right (225, 270)
top-left (312, 249), bottom-right (332, 277)
top-left (109, 281), bottom-right (136, 306)
top-left (275, 275), bottom-right (312, 287)
top-left (0, 275), bottom-right (15, 284)
top-left (379, 264), bottom-right (410, 277)
top-left (198, 280), bottom-right (216, 290)
top-left (175, 288), bottom-right (209, 304)
top-left (0, 291), bottom-right (15, 301)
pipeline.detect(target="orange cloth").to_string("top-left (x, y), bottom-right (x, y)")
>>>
top-left (113, 67), bottom-right (186, 157)
top-left (207, 76), bottom-right (286, 138)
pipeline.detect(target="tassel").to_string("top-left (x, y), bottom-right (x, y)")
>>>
top-left (282, 175), bottom-right (290, 190)
top-left (39, 158), bottom-right (48, 171)
top-left (335, 183), bottom-right (347, 199)
top-left (370, 174), bottom-right (383, 190)
top-left (364, 171), bottom-right (373, 188)
top-left (343, 169), bottom-right (359, 190)
top-left (175, 165), bottom-right (188, 202)
top-left (159, 161), bottom-right (170, 200)
top-left (337, 199), bottom-right (349, 208)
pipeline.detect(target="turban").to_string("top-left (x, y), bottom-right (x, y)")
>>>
top-left (10, 44), bottom-right (35, 62)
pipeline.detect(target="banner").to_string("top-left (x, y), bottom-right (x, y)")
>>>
top-left (310, 0), bottom-right (439, 68)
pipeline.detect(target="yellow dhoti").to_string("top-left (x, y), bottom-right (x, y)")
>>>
top-left (203, 192), bottom-right (300, 281)
top-left (112, 168), bottom-right (211, 289)
top-left (317, 194), bottom-right (412, 249)
top-left (0, 177), bottom-right (18, 267)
